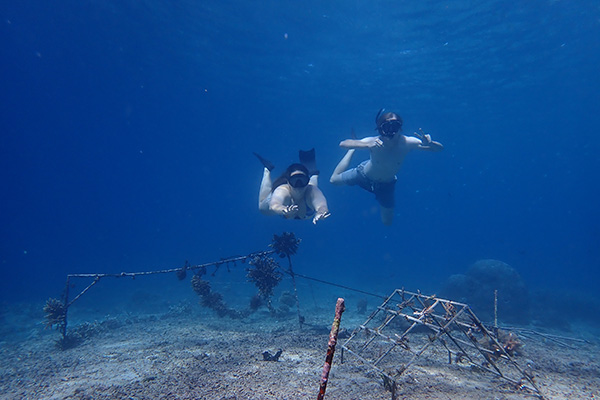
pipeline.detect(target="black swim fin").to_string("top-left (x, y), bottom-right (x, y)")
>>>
top-left (253, 152), bottom-right (275, 171)
top-left (299, 148), bottom-right (319, 176)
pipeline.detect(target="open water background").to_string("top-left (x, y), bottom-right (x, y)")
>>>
top-left (1, 1), bottom-right (599, 324)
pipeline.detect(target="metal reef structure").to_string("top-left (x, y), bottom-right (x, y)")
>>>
top-left (341, 288), bottom-right (544, 399)
top-left (43, 232), bottom-right (303, 348)
top-left (42, 233), bottom-right (567, 399)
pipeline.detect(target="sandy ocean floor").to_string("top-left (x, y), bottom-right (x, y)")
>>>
top-left (1, 297), bottom-right (599, 400)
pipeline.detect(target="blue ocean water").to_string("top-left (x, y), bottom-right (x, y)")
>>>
top-left (1, 0), bottom-right (599, 326)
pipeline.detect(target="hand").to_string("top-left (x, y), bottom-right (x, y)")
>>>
top-left (414, 128), bottom-right (432, 145)
top-left (369, 138), bottom-right (384, 148)
top-left (282, 204), bottom-right (299, 218)
top-left (312, 211), bottom-right (331, 225)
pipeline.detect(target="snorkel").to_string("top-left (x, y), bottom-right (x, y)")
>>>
top-left (375, 108), bottom-right (385, 127)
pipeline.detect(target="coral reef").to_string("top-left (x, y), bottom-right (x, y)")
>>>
top-left (479, 329), bottom-right (522, 362)
top-left (191, 274), bottom-right (211, 297)
top-left (441, 259), bottom-right (530, 324)
top-left (270, 232), bottom-right (300, 258)
top-left (175, 261), bottom-right (189, 281)
top-left (497, 329), bottom-right (522, 356)
top-left (247, 255), bottom-right (282, 299)
top-left (191, 274), bottom-right (243, 318)
top-left (43, 298), bottom-right (67, 330)
top-left (189, 253), bottom-right (286, 319)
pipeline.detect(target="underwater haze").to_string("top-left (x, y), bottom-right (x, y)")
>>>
top-left (1, 0), bottom-right (599, 320)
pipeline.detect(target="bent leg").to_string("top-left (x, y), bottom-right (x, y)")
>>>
top-left (330, 149), bottom-right (355, 185)
top-left (380, 206), bottom-right (394, 226)
top-left (258, 168), bottom-right (272, 212)
top-left (374, 180), bottom-right (396, 226)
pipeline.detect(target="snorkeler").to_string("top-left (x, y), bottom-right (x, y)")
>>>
top-left (330, 109), bottom-right (443, 226)
top-left (255, 149), bottom-right (330, 225)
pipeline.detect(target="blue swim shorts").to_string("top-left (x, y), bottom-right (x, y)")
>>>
top-left (338, 161), bottom-right (396, 208)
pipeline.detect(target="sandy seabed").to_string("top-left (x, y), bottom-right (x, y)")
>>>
top-left (1, 299), bottom-right (599, 400)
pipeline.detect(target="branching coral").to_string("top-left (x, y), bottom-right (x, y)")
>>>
top-left (479, 329), bottom-right (522, 360)
top-left (270, 232), bottom-right (300, 258)
top-left (247, 255), bottom-right (282, 299)
top-left (43, 298), bottom-right (66, 330)
top-left (191, 274), bottom-right (242, 318)
top-left (191, 274), bottom-right (211, 297)
top-left (187, 235), bottom-right (295, 319)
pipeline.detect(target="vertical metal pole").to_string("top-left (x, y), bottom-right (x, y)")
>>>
top-left (317, 298), bottom-right (345, 400)
top-left (494, 289), bottom-right (498, 334)
top-left (61, 276), bottom-right (71, 339)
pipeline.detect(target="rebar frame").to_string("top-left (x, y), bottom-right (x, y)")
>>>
top-left (341, 288), bottom-right (544, 399)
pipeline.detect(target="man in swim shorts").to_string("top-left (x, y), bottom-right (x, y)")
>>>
top-left (329, 109), bottom-right (443, 226)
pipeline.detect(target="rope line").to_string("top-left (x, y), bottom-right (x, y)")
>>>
top-left (289, 271), bottom-right (387, 300)
top-left (66, 251), bottom-right (274, 279)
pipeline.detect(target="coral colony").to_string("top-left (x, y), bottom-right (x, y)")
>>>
top-left (270, 232), bottom-right (301, 258)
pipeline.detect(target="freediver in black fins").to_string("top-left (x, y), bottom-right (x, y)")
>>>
top-left (254, 149), bottom-right (330, 224)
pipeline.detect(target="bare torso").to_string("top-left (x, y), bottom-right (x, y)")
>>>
top-left (363, 135), bottom-right (421, 182)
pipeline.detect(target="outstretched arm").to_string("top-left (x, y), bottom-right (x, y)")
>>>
top-left (340, 136), bottom-right (380, 150)
top-left (413, 128), bottom-right (443, 151)
top-left (306, 186), bottom-right (330, 224)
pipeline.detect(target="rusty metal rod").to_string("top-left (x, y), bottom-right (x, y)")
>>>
top-left (317, 298), bottom-right (345, 400)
